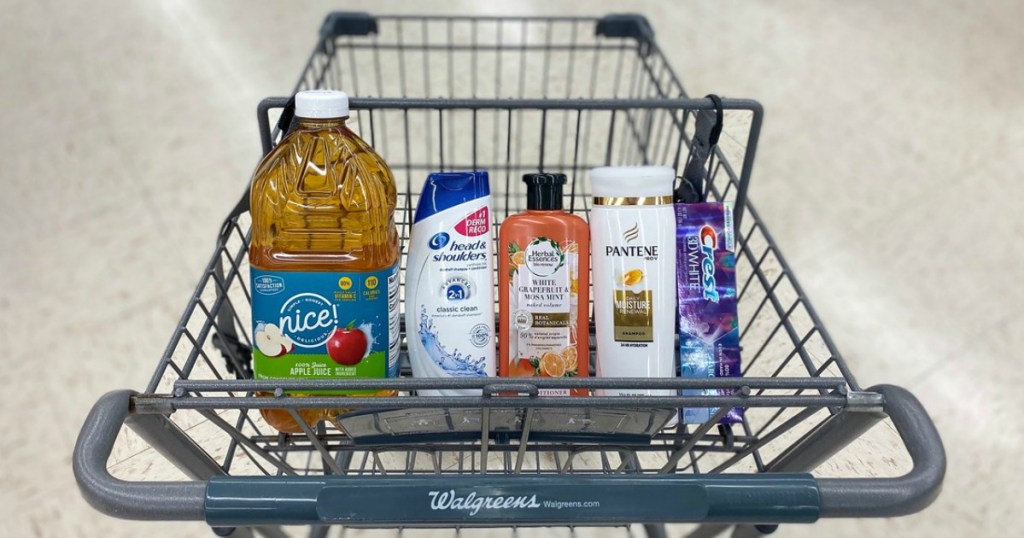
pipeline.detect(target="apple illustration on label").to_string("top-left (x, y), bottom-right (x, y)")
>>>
top-left (327, 320), bottom-right (369, 365)
top-left (255, 322), bottom-right (294, 358)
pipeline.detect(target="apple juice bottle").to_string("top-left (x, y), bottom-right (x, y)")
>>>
top-left (248, 90), bottom-right (400, 433)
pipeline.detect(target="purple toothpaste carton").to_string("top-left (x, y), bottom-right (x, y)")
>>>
top-left (676, 202), bottom-right (743, 424)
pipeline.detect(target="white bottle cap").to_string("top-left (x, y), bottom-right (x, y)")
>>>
top-left (590, 166), bottom-right (676, 197)
top-left (294, 90), bottom-right (350, 119)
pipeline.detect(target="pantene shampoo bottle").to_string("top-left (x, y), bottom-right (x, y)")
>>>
top-left (590, 166), bottom-right (676, 397)
top-left (498, 173), bottom-right (590, 395)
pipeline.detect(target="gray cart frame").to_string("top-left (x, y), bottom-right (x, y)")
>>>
top-left (74, 12), bottom-right (944, 538)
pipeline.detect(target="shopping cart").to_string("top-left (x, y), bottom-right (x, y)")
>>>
top-left (73, 12), bottom-right (944, 538)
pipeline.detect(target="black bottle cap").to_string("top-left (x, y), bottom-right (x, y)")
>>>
top-left (523, 173), bottom-right (567, 210)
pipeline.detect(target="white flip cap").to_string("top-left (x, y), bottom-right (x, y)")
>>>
top-left (590, 166), bottom-right (676, 197)
top-left (294, 90), bottom-right (350, 119)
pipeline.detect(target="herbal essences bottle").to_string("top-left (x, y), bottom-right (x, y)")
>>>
top-left (249, 90), bottom-right (400, 433)
top-left (589, 166), bottom-right (676, 398)
top-left (498, 173), bottom-right (590, 395)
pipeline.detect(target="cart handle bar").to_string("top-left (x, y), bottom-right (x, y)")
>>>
top-left (74, 385), bottom-right (943, 524)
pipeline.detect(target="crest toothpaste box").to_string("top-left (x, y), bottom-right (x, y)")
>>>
top-left (676, 202), bottom-right (743, 424)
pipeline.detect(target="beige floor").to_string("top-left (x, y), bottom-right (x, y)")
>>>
top-left (2, 0), bottom-right (1022, 536)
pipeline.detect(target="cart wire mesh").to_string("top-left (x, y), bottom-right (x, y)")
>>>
top-left (127, 13), bottom-right (869, 512)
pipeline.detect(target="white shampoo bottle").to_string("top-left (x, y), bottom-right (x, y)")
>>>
top-left (406, 171), bottom-right (496, 396)
top-left (590, 166), bottom-right (677, 397)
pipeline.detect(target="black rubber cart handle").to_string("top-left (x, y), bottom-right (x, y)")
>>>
top-left (74, 385), bottom-right (943, 524)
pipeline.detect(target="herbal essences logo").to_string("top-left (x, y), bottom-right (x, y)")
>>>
top-left (605, 222), bottom-right (659, 261)
top-left (698, 225), bottom-right (720, 302)
top-left (524, 237), bottom-right (564, 277)
top-left (431, 206), bottom-right (490, 263)
top-left (278, 293), bottom-right (340, 348)
top-left (427, 490), bottom-right (541, 516)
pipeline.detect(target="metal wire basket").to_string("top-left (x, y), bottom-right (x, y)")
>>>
top-left (74, 12), bottom-right (944, 538)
